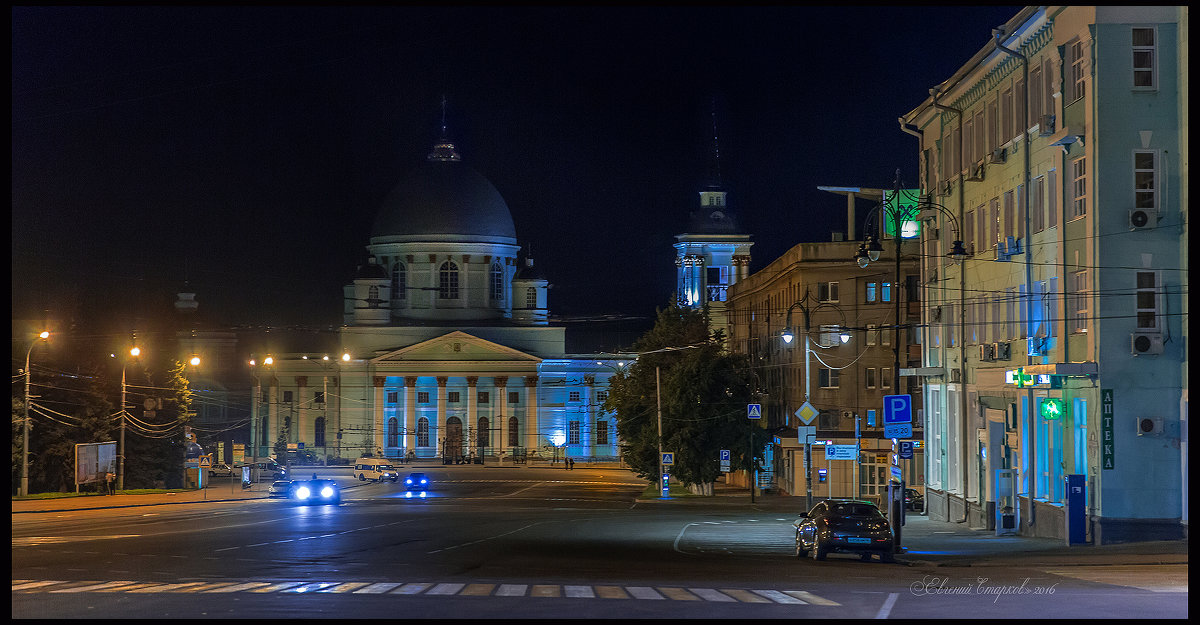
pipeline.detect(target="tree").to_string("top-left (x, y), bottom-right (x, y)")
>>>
top-left (604, 301), bottom-right (769, 492)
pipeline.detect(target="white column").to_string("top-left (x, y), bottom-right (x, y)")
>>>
top-left (467, 376), bottom-right (478, 454)
top-left (372, 376), bottom-right (385, 457)
top-left (437, 377), bottom-right (448, 458)
top-left (404, 377), bottom-right (417, 452)
top-left (525, 376), bottom-right (540, 450)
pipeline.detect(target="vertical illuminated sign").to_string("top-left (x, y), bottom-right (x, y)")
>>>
top-left (883, 189), bottom-right (923, 239)
top-left (1100, 389), bottom-right (1114, 470)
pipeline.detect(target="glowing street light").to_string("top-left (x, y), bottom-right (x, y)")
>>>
top-left (20, 331), bottom-right (51, 497)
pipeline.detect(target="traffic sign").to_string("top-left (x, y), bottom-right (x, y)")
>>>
top-left (662, 452), bottom-right (675, 465)
top-left (720, 450), bottom-right (731, 462)
top-left (747, 403), bottom-right (762, 419)
top-left (883, 395), bottom-right (912, 424)
top-left (795, 401), bottom-right (819, 425)
top-left (883, 423), bottom-right (913, 439)
top-left (898, 441), bottom-right (914, 459)
top-left (796, 425), bottom-right (816, 444)
top-left (825, 444), bottom-right (857, 460)
top-left (199, 455), bottom-right (213, 469)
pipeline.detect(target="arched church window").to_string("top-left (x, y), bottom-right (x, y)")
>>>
top-left (387, 417), bottom-right (399, 447)
top-left (525, 286), bottom-right (537, 308)
top-left (508, 416), bottom-right (520, 448)
top-left (392, 262), bottom-right (406, 301)
top-left (490, 262), bottom-right (504, 301)
top-left (439, 261), bottom-right (459, 299)
top-left (417, 417), bottom-right (430, 447)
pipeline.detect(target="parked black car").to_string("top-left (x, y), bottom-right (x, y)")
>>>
top-left (794, 499), bottom-right (895, 562)
top-left (904, 488), bottom-right (924, 512)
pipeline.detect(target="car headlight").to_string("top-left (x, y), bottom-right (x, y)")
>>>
top-left (419, 491), bottom-right (427, 498)
top-left (320, 486), bottom-right (335, 498)
top-left (404, 491), bottom-right (413, 498)
top-left (405, 478), bottom-right (412, 484)
top-left (420, 479), bottom-right (427, 484)
top-left (295, 486), bottom-right (311, 500)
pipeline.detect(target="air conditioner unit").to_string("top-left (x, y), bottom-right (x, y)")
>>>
top-left (1038, 114), bottom-right (1056, 136)
top-left (1135, 417), bottom-right (1163, 436)
top-left (1131, 332), bottom-right (1164, 355)
top-left (966, 161), bottom-right (985, 181)
top-left (978, 343), bottom-right (994, 362)
top-left (1129, 208), bottom-right (1158, 230)
top-left (989, 147), bottom-right (1007, 164)
top-left (992, 342), bottom-right (1011, 361)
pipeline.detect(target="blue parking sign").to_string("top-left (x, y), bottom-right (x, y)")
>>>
top-left (883, 394), bottom-right (912, 424)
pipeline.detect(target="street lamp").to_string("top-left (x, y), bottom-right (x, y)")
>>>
top-left (780, 294), bottom-right (850, 511)
top-left (20, 330), bottom-right (50, 497)
top-left (117, 344), bottom-right (142, 491)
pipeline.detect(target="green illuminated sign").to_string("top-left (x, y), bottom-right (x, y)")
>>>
top-left (1040, 398), bottom-right (1065, 420)
top-left (883, 189), bottom-right (922, 239)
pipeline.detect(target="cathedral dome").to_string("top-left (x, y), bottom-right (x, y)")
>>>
top-left (371, 141), bottom-right (517, 244)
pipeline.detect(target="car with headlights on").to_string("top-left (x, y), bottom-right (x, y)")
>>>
top-left (403, 472), bottom-right (429, 491)
top-left (794, 499), bottom-right (894, 562)
top-left (289, 479), bottom-right (341, 505)
top-left (267, 480), bottom-right (293, 498)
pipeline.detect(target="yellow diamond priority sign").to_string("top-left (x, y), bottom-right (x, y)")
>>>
top-left (795, 401), bottom-right (819, 425)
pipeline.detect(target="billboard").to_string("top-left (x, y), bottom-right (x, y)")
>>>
top-left (75, 441), bottom-right (117, 486)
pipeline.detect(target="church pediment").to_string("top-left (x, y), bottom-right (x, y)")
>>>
top-left (370, 331), bottom-right (542, 364)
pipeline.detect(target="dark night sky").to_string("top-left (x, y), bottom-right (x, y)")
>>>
top-left (12, 6), bottom-right (1022, 333)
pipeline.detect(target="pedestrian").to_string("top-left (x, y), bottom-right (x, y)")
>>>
top-left (105, 471), bottom-right (115, 495)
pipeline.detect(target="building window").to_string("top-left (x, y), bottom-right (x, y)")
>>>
top-left (866, 282), bottom-right (877, 303)
top-left (1000, 87), bottom-right (1013, 140)
top-left (597, 390), bottom-right (608, 404)
top-left (392, 262), bottom-right (406, 301)
top-left (568, 391), bottom-right (581, 403)
top-left (387, 391), bottom-right (398, 404)
top-left (1134, 150), bottom-right (1157, 210)
top-left (596, 420), bottom-right (609, 445)
top-left (1069, 40), bottom-right (1086, 103)
top-left (477, 417), bottom-right (489, 448)
top-left (368, 285), bottom-right (381, 308)
top-left (490, 262), bottom-right (504, 301)
top-left (1047, 169), bottom-right (1058, 229)
top-left (881, 282), bottom-right (892, 303)
top-left (1032, 176), bottom-right (1045, 233)
top-left (508, 416), bottom-right (520, 447)
top-left (568, 420), bottom-right (581, 445)
top-left (315, 391), bottom-right (325, 404)
top-left (818, 368), bottom-right (839, 389)
top-left (1070, 157), bottom-right (1087, 219)
top-left (818, 281), bottom-right (839, 303)
top-left (283, 390), bottom-right (293, 403)
top-left (1006, 287), bottom-right (1018, 340)
top-left (525, 286), bottom-right (537, 308)
top-left (417, 417), bottom-right (430, 447)
top-left (448, 391), bottom-right (461, 403)
top-left (417, 391), bottom-right (430, 404)
top-left (866, 324), bottom-right (877, 346)
top-left (387, 417), bottom-right (399, 447)
top-left (439, 261), bottom-right (460, 299)
top-left (1132, 27), bottom-right (1156, 89)
top-left (478, 391), bottom-right (490, 404)
top-left (1069, 270), bottom-right (1089, 334)
top-left (508, 391), bottom-right (520, 404)
top-left (1135, 271), bottom-right (1160, 330)
top-left (1029, 65), bottom-right (1043, 123)
top-left (881, 368), bottom-right (892, 390)
top-left (314, 417), bottom-right (325, 447)
top-left (989, 197), bottom-right (1000, 248)
top-left (865, 367), bottom-right (877, 389)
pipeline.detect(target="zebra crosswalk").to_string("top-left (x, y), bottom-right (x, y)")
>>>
top-left (12, 579), bottom-right (841, 605)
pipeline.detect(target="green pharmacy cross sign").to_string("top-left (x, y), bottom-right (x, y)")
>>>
top-left (1040, 398), bottom-right (1065, 420)
top-left (883, 189), bottom-right (922, 239)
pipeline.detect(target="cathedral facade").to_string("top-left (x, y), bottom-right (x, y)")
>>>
top-left (248, 137), bottom-right (632, 464)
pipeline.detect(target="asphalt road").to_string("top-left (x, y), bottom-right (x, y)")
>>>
top-left (11, 467), bottom-right (1189, 619)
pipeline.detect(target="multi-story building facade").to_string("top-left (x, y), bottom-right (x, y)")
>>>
top-left (902, 6), bottom-right (1186, 542)
top-left (726, 238), bottom-right (922, 502)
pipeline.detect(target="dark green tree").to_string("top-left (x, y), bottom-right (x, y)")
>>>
top-left (122, 359), bottom-right (195, 489)
top-left (604, 301), bottom-right (769, 492)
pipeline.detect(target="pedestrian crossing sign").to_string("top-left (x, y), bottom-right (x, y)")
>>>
top-left (747, 403), bottom-right (762, 419)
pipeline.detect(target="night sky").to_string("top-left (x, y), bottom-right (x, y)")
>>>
top-left (13, 6), bottom-right (1022, 333)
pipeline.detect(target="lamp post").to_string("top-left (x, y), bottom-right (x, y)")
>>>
top-left (20, 330), bottom-right (50, 497)
top-left (117, 345), bottom-right (143, 491)
top-left (781, 294), bottom-right (850, 512)
top-left (853, 171), bottom-right (967, 552)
